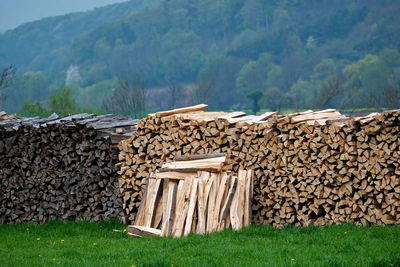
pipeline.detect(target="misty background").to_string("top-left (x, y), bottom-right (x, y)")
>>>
top-left (0, 0), bottom-right (400, 118)
top-left (0, 0), bottom-right (128, 31)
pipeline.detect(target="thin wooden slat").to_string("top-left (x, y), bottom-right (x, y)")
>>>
top-left (218, 175), bottom-right (237, 231)
top-left (175, 153), bottom-right (226, 161)
top-left (134, 176), bottom-right (150, 226)
top-left (212, 173), bottom-right (229, 231)
top-left (155, 104), bottom-right (208, 118)
top-left (230, 176), bottom-right (241, 230)
top-left (206, 173), bottom-right (219, 233)
top-left (161, 180), bottom-right (178, 237)
top-left (153, 171), bottom-right (198, 179)
top-left (236, 170), bottom-right (247, 228)
top-left (184, 178), bottom-right (199, 236)
top-left (144, 178), bottom-right (162, 227)
top-left (243, 170), bottom-right (253, 227)
top-left (128, 225), bottom-right (161, 237)
top-left (172, 177), bottom-right (194, 237)
top-left (152, 179), bottom-right (164, 229)
top-left (196, 171), bottom-right (210, 234)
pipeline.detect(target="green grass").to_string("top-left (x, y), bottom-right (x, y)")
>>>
top-left (0, 220), bottom-right (399, 267)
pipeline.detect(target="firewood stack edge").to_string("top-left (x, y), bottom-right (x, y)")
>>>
top-left (0, 113), bottom-right (137, 223)
top-left (118, 105), bottom-right (400, 227)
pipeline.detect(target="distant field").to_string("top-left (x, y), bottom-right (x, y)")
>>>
top-left (0, 220), bottom-right (399, 266)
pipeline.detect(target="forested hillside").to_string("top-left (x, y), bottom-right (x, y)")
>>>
top-left (1, 0), bottom-right (400, 116)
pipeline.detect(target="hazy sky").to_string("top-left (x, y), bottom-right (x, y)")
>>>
top-left (0, 0), bottom-right (128, 30)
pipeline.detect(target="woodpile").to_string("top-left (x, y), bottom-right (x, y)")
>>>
top-left (128, 154), bottom-right (253, 237)
top-left (0, 111), bottom-right (17, 121)
top-left (118, 105), bottom-right (400, 227)
top-left (0, 113), bottom-right (137, 223)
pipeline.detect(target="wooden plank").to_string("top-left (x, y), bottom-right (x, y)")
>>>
top-left (160, 180), bottom-right (178, 237)
top-left (172, 177), bottom-right (194, 237)
top-left (128, 225), bottom-right (161, 237)
top-left (152, 179), bottom-right (164, 229)
top-left (243, 170), bottom-right (253, 227)
top-left (174, 153), bottom-right (226, 161)
top-left (206, 173), bottom-right (219, 233)
top-left (218, 175), bottom-right (237, 231)
top-left (155, 104), bottom-right (208, 118)
top-left (184, 178), bottom-right (199, 236)
top-left (157, 167), bottom-right (222, 173)
top-left (162, 157), bottom-right (226, 169)
top-left (212, 173), bottom-right (229, 231)
top-left (161, 178), bottom-right (169, 226)
top-left (134, 177), bottom-right (150, 226)
top-left (196, 171), bottom-right (210, 234)
top-left (237, 170), bottom-right (247, 228)
top-left (144, 178), bottom-right (162, 227)
top-left (153, 171), bottom-right (198, 180)
top-left (230, 176), bottom-right (241, 230)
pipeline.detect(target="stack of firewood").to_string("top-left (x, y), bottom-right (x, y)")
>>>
top-left (0, 113), bottom-right (137, 223)
top-left (118, 105), bottom-right (400, 227)
top-left (128, 153), bottom-right (253, 238)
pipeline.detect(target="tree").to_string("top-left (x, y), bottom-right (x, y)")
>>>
top-left (102, 76), bottom-right (147, 119)
top-left (47, 86), bottom-right (79, 116)
top-left (247, 90), bottom-right (263, 114)
top-left (0, 65), bottom-right (16, 110)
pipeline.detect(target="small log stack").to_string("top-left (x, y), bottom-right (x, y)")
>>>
top-left (118, 105), bottom-right (400, 227)
top-left (0, 113), bottom-right (137, 223)
top-left (128, 154), bottom-right (253, 238)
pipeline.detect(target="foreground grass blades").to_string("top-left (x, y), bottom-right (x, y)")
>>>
top-left (0, 220), bottom-right (399, 267)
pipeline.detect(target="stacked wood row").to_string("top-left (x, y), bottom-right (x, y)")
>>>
top-left (128, 154), bottom-right (253, 238)
top-left (0, 113), bottom-right (138, 223)
top-left (0, 111), bottom-right (17, 121)
top-left (118, 105), bottom-right (400, 227)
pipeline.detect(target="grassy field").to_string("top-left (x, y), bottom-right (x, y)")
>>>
top-left (0, 220), bottom-right (399, 267)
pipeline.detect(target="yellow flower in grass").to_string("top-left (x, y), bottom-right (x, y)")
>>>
top-left (26, 228), bottom-right (29, 231)
top-left (38, 254), bottom-right (41, 257)
top-left (93, 242), bottom-right (97, 246)
top-left (291, 258), bottom-right (295, 262)
top-left (131, 265), bottom-right (135, 267)
top-left (52, 258), bottom-right (56, 261)
top-left (344, 231), bottom-right (347, 235)
top-left (36, 237), bottom-right (40, 241)
top-left (124, 229), bottom-right (127, 232)
top-left (61, 239), bottom-right (65, 243)
top-left (125, 256), bottom-right (129, 259)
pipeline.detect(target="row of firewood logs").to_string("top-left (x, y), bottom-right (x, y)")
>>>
top-left (0, 113), bottom-right (137, 223)
top-left (118, 104), bottom-right (400, 227)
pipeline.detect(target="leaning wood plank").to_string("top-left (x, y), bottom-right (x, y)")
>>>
top-left (230, 176), bottom-right (241, 230)
top-left (206, 173), bottom-right (219, 233)
top-left (161, 179), bottom-right (169, 226)
top-left (134, 176), bottom-right (151, 226)
top-left (153, 171), bottom-right (198, 179)
top-left (243, 170), bottom-right (253, 227)
top-left (155, 104), bottom-right (208, 118)
top-left (161, 180), bottom-right (177, 237)
top-left (172, 177), bottom-right (194, 237)
top-left (184, 178), bottom-right (199, 236)
top-left (196, 171), bottom-right (210, 234)
top-left (218, 175), bottom-right (237, 231)
top-left (212, 173), bottom-right (229, 231)
top-left (237, 170), bottom-right (247, 228)
top-left (144, 178), bottom-right (162, 227)
top-left (175, 153), bottom-right (226, 161)
top-left (152, 179), bottom-right (164, 229)
top-left (128, 225), bottom-right (161, 237)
